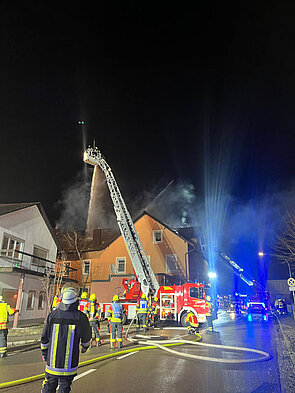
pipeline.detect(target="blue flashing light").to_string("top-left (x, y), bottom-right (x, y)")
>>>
top-left (262, 303), bottom-right (266, 308)
top-left (263, 314), bottom-right (267, 321)
top-left (248, 314), bottom-right (253, 322)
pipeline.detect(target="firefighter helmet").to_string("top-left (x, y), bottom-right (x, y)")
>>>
top-left (154, 297), bottom-right (158, 302)
top-left (113, 295), bottom-right (119, 302)
top-left (89, 293), bottom-right (96, 302)
top-left (62, 288), bottom-right (78, 304)
top-left (206, 295), bottom-right (211, 301)
top-left (81, 292), bottom-right (88, 299)
top-left (141, 294), bottom-right (146, 299)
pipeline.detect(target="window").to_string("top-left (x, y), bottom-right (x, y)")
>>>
top-left (38, 292), bottom-right (46, 309)
top-left (116, 257), bottom-right (126, 274)
top-left (32, 246), bottom-right (48, 267)
top-left (83, 260), bottom-right (91, 275)
top-left (153, 230), bottom-right (163, 244)
top-left (166, 254), bottom-right (178, 273)
top-left (63, 262), bottom-right (70, 276)
top-left (1, 234), bottom-right (24, 261)
top-left (27, 291), bottom-right (36, 310)
top-left (189, 287), bottom-right (204, 300)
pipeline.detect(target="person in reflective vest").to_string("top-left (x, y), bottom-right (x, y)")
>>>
top-left (51, 295), bottom-right (61, 311)
top-left (107, 295), bottom-right (124, 350)
top-left (150, 297), bottom-right (160, 327)
top-left (41, 286), bottom-right (91, 393)
top-left (86, 293), bottom-right (102, 347)
top-left (205, 295), bottom-right (214, 333)
top-left (78, 292), bottom-right (90, 315)
top-left (185, 311), bottom-right (199, 334)
top-left (0, 296), bottom-right (18, 358)
top-left (136, 293), bottom-right (149, 333)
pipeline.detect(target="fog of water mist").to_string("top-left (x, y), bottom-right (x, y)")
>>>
top-left (200, 130), bottom-right (237, 295)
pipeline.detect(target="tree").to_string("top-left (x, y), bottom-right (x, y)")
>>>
top-left (61, 228), bottom-right (93, 290)
top-left (273, 212), bottom-right (295, 273)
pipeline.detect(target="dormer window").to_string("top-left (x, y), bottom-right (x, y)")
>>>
top-left (153, 230), bottom-right (163, 244)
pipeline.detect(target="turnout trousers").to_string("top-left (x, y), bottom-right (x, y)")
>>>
top-left (110, 321), bottom-right (123, 349)
top-left (0, 329), bottom-right (8, 357)
top-left (137, 313), bottom-right (147, 333)
top-left (206, 315), bottom-right (213, 331)
top-left (89, 320), bottom-right (101, 343)
top-left (41, 372), bottom-right (75, 393)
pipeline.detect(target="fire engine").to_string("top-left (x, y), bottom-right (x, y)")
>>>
top-left (83, 145), bottom-right (209, 325)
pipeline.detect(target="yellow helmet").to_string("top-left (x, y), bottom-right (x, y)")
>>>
top-left (81, 292), bottom-right (88, 299)
top-left (154, 297), bottom-right (158, 302)
top-left (141, 293), bottom-right (146, 299)
top-left (89, 293), bottom-right (96, 302)
top-left (113, 295), bottom-right (119, 301)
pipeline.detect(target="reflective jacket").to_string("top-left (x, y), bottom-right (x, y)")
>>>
top-left (136, 299), bottom-right (149, 314)
top-left (0, 302), bottom-right (16, 330)
top-left (107, 302), bottom-right (123, 323)
top-left (186, 312), bottom-right (199, 327)
top-left (205, 301), bottom-right (213, 316)
top-left (78, 299), bottom-right (90, 314)
top-left (41, 301), bottom-right (91, 377)
top-left (87, 301), bottom-right (101, 322)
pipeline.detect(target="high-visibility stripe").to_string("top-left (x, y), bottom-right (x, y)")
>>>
top-left (67, 325), bottom-right (75, 370)
top-left (64, 325), bottom-right (74, 369)
top-left (51, 324), bottom-right (60, 368)
top-left (45, 365), bottom-right (78, 376)
top-left (41, 343), bottom-right (49, 350)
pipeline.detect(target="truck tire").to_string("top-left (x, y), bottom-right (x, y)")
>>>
top-left (180, 312), bottom-right (189, 327)
top-left (121, 312), bottom-right (127, 325)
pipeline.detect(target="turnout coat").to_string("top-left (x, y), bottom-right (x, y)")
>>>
top-left (41, 301), bottom-right (91, 377)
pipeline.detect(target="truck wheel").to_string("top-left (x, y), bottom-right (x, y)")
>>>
top-left (180, 312), bottom-right (189, 327)
top-left (121, 313), bottom-right (127, 325)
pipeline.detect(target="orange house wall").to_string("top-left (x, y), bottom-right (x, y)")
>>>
top-left (89, 214), bottom-right (189, 302)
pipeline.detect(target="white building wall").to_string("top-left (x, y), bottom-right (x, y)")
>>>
top-left (0, 205), bottom-right (57, 322)
top-left (0, 205), bottom-right (57, 269)
top-left (0, 272), bottom-right (48, 321)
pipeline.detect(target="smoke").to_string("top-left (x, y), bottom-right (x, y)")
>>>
top-left (142, 181), bottom-right (197, 228)
top-left (56, 170), bottom-right (91, 231)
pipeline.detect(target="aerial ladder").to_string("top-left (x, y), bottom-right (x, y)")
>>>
top-left (83, 145), bottom-right (160, 298)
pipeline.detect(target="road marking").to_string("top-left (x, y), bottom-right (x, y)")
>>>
top-left (74, 369), bottom-right (96, 381)
top-left (117, 351), bottom-right (139, 360)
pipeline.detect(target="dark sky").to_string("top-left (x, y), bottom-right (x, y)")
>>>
top-left (1, 2), bottom-right (295, 233)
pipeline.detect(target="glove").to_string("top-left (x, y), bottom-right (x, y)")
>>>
top-left (81, 346), bottom-right (88, 354)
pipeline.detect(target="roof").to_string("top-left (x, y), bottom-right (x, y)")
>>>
top-left (0, 202), bottom-right (60, 250)
top-left (88, 211), bottom-right (200, 251)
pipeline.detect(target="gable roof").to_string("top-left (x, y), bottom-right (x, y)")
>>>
top-left (88, 211), bottom-right (199, 251)
top-left (0, 202), bottom-right (60, 250)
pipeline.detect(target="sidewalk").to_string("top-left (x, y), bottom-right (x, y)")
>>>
top-left (7, 321), bottom-right (112, 351)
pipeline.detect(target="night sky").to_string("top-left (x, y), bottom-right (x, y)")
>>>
top-left (1, 2), bottom-right (295, 282)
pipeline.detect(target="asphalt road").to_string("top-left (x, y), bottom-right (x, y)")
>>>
top-left (0, 312), bottom-right (283, 393)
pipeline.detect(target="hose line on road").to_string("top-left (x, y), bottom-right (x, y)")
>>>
top-left (126, 335), bottom-right (270, 364)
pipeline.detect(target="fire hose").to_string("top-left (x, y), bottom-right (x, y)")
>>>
top-left (125, 314), bottom-right (270, 364)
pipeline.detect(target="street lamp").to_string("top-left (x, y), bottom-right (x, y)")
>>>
top-left (208, 271), bottom-right (217, 279)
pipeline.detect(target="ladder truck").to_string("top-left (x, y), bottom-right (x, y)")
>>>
top-left (84, 145), bottom-right (209, 325)
top-left (219, 251), bottom-right (271, 320)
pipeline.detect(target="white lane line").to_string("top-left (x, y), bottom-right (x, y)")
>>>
top-left (117, 351), bottom-right (139, 360)
top-left (74, 369), bottom-right (96, 381)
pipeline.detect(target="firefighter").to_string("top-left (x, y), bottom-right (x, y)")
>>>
top-left (41, 286), bottom-right (91, 392)
top-left (150, 297), bottom-right (160, 327)
top-left (185, 311), bottom-right (199, 334)
top-left (107, 295), bottom-right (124, 350)
top-left (0, 296), bottom-right (18, 358)
top-left (136, 293), bottom-right (149, 333)
top-left (275, 298), bottom-right (287, 315)
top-left (51, 295), bottom-right (61, 311)
top-left (78, 291), bottom-right (90, 314)
top-left (87, 293), bottom-right (102, 347)
top-left (205, 295), bottom-right (214, 333)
